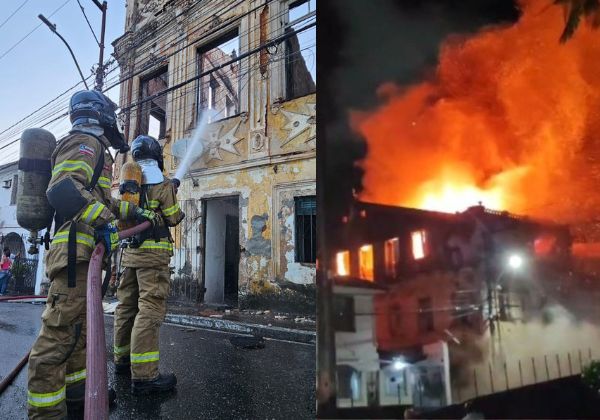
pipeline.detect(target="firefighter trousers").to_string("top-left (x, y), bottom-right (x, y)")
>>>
top-left (27, 263), bottom-right (88, 420)
top-left (113, 266), bottom-right (169, 380)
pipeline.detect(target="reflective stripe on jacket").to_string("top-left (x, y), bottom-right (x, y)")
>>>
top-left (122, 177), bottom-right (184, 268)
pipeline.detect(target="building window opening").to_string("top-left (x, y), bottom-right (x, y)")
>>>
top-left (138, 67), bottom-right (168, 140)
top-left (336, 251), bottom-right (350, 277)
top-left (285, 0), bottom-right (316, 99)
top-left (358, 244), bottom-right (374, 282)
top-left (417, 297), bottom-right (434, 333)
top-left (384, 237), bottom-right (400, 278)
top-left (197, 30), bottom-right (240, 122)
top-left (295, 196), bottom-right (316, 263)
top-left (411, 229), bottom-right (427, 260)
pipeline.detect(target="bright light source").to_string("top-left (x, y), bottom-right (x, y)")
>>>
top-left (336, 251), bottom-right (350, 276)
top-left (411, 230), bottom-right (427, 260)
top-left (508, 254), bottom-right (523, 269)
top-left (393, 360), bottom-right (409, 370)
top-left (358, 245), bottom-right (374, 281)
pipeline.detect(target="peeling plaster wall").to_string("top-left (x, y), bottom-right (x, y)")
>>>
top-left (175, 156), bottom-right (315, 293)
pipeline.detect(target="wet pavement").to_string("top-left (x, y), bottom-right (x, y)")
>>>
top-left (0, 302), bottom-right (316, 419)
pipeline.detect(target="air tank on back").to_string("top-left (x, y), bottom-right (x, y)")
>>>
top-left (16, 128), bottom-right (56, 253)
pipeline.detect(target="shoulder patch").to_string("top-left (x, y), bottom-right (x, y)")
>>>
top-left (79, 144), bottom-right (96, 157)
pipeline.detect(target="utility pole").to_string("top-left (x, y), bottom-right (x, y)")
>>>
top-left (91, 0), bottom-right (108, 91)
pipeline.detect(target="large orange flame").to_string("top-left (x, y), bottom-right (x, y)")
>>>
top-left (353, 0), bottom-right (600, 221)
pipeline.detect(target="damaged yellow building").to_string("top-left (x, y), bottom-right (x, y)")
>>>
top-left (112, 0), bottom-right (316, 308)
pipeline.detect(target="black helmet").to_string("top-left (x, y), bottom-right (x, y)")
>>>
top-left (131, 135), bottom-right (164, 171)
top-left (69, 90), bottom-right (129, 153)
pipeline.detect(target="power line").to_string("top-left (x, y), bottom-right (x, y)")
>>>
top-left (0, 0), bottom-right (240, 143)
top-left (0, 0), bottom-right (71, 64)
top-left (0, 1), bottom-right (287, 143)
top-left (0, 39), bottom-right (315, 154)
top-left (0, 0), bottom-right (31, 31)
top-left (0, 3), bottom-right (315, 150)
top-left (76, 0), bottom-right (100, 45)
top-left (122, 21), bottom-right (316, 114)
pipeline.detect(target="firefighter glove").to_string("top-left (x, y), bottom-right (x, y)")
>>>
top-left (95, 222), bottom-right (119, 254)
top-left (135, 207), bottom-right (157, 225)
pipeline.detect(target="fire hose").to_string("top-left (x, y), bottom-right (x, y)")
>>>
top-left (85, 221), bottom-right (151, 420)
top-left (0, 221), bottom-right (151, 419)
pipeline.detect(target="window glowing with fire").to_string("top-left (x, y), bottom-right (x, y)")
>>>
top-left (336, 251), bottom-right (350, 276)
top-left (359, 245), bottom-right (374, 281)
top-left (411, 230), bottom-right (427, 260)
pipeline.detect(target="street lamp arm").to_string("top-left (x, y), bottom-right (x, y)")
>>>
top-left (38, 15), bottom-right (90, 90)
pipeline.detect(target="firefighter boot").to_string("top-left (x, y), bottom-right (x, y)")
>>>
top-left (114, 356), bottom-right (131, 375)
top-left (131, 373), bottom-right (177, 395)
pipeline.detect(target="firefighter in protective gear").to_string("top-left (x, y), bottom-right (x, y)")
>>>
top-left (27, 91), bottom-right (155, 420)
top-left (113, 135), bottom-right (184, 394)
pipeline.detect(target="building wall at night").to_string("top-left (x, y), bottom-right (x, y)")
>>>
top-left (330, 201), bottom-right (573, 407)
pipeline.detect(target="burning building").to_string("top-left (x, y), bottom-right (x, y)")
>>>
top-left (111, 0), bottom-right (316, 309)
top-left (320, 0), bottom-right (600, 415)
top-left (330, 201), bottom-right (575, 408)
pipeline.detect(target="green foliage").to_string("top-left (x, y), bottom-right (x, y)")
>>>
top-left (10, 259), bottom-right (32, 284)
top-left (581, 360), bottom-right (600, 391)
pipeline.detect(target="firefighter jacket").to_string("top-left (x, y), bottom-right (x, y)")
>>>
top-left (45, 132), bottom-right (138, 279)
top-left (121, 177), bottom-right (184, 268)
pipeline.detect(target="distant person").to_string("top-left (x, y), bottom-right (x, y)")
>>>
top-left (0, 247), bottom-right (12, 295)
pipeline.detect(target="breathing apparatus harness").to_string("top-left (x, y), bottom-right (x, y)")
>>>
top-left (49, 130), bottom-right (113, 291)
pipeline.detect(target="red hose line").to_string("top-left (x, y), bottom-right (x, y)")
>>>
top-left (85, 221), bottom-right (151, 420)
top-left (0, 351), bottom-right (30, 395)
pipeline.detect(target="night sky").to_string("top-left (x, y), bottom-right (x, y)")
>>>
top-left (317, 0), bottom-right (520, 236)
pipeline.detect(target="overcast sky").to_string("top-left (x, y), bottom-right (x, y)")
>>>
top-left (0, 0), bottom-right (126, 165)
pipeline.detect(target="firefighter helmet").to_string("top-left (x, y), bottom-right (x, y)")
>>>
top-left (131, 135), bottom-right (164, 171)
top-left (69, 90), bottom-right (129, 152)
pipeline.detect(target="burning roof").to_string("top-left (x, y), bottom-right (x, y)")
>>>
top-left (352, 0), bottom-right (600, 224)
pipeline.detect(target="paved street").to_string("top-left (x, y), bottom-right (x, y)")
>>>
top-left (0, 302), bottom-right (315, 419)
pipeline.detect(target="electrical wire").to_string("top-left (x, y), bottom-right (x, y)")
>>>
top-left (0, 0), bottom-right (31, 31)
top-left (76, 0), bottom-right (100, 45)
top-left (0, 0), bottom-right (71, 64)
top-left (0, 3), bottom-right (315, 153)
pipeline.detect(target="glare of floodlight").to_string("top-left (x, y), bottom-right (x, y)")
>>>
top-left (393, 360), bottom-right (409, 370)
top-left (508, 254), bottom-right (523, 270)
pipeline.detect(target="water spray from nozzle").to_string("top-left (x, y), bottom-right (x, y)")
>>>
top-left (173, 110), bottom-right (213, 182)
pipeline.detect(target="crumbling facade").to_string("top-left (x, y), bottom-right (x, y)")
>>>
top-left (112, 0), bottom-right (316, 307)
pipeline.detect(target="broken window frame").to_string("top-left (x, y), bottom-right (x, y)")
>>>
top-left (196, 28), bottom-right (241, 123)
top-left (283, 0), bottom-right (316, 100)
top-left (294, 195), bottom-right (316, 263)
top-left (137, 66), bottom-right (169, 140)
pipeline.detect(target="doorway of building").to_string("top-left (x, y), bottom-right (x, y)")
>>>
top-left (202, 196), bottom-right (240, 306)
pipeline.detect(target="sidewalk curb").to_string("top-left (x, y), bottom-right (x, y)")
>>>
top-left (164, 313), bottom-right (316, 344)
